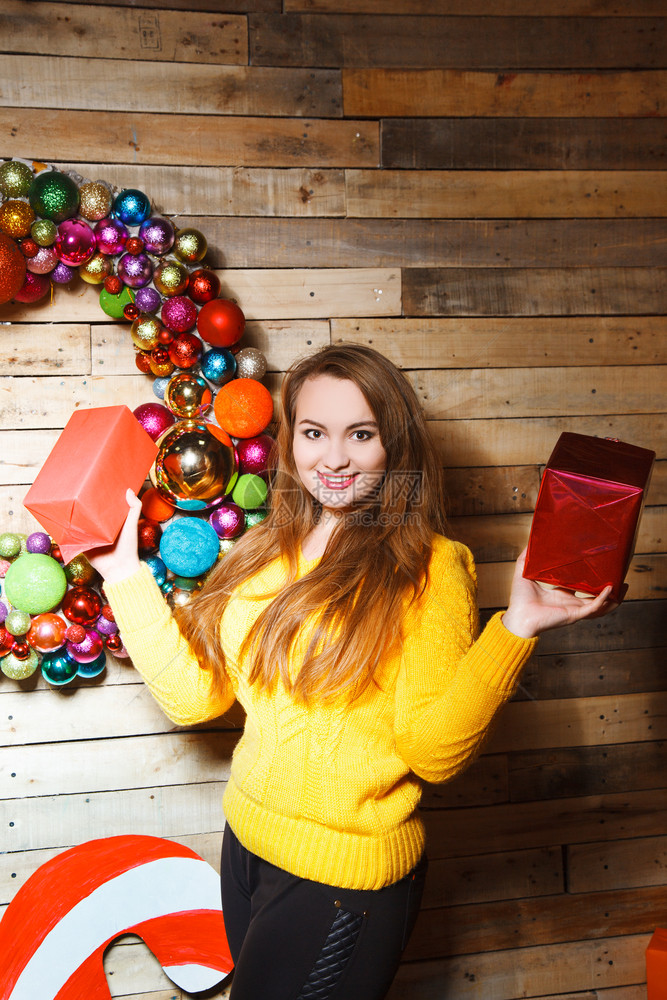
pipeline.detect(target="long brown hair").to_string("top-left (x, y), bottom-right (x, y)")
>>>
top-left (175, 343), bottom-right (448, 702)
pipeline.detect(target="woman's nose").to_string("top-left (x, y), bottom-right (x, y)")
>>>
top-left (322, 438), bottom-right (350, 470)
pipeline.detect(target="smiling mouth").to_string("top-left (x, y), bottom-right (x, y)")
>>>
top-left (317, 471), bottom-right (358, 490)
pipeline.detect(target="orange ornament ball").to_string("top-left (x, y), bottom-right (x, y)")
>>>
top-left (140, 486), bottom-right (176, 523)
top-left (0, 231), bottom-right (27, 304)
top-left (213, 378), bottom-right (273, 439)
top-left (197, 298), bottom-right (245, 348)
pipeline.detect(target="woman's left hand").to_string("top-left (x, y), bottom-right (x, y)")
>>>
top-left (501, 549), bottom-right (620, 639)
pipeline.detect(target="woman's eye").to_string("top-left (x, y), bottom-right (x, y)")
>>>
top-left (304, 428), bottom-right (321, 439)
top-left (352, 430), bottom-right (372, 441)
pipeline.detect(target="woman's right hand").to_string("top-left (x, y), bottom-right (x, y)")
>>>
top-left (85, 489), bottom-right (143, 584)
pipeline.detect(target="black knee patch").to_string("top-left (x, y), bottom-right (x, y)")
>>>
top-left (296, 906), bottom-right (364, 999)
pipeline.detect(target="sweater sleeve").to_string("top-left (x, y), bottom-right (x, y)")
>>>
top-left (103, 562), bottom-right (236, 726)
top-left (393, 538), bottom-right (537, 784)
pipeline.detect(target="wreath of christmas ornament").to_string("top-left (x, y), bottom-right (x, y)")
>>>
top-left (0, 159), bottom-right (276, 688)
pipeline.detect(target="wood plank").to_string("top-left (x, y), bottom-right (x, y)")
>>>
top-left (332, 316), bottom-right (667, 369)
top-left (569, 834), bottom-right (667, 893)
top-left (421, 847), bottom-right (563, 909)
top-left (422, 788), bottom-right (667, 858)
top-left (0, 55), bottom-right (340, 117)
top-left (0, 2), bottom-right (247, 63)
top-left (429, 414), bottom-right (666, 468)
top-left (407, 366), bottom-right (665, 420)
top-left (0, 108), bottom-right (379, 167)
top-left (421, 753), bottom-right (509, 809)
top-left (171, 218), bottom-right (667, 269)
top-left (444, 465), bottom-right (541, 517)
top-left (0, 732), bottom-right (236, 799)
top-left (382, 116), bottom-right (667, 169)
top-left (523, 597), bottom-right (667, 656)
top-left (64, 0), bottom-right (277, 9)
top-left (91, 319), bottom-right (331, 376)
top-left (346, 169), bottom-right (667, 219)
top-left (102, 939), bottom-right (231, 999)
top-left (0, 375), bottom-right (156, 429)
top-left (489, 691), bottom-right (667, 754)
top-left (0, 781), bottom-right (226, 853)
top-left (57, 163), bottom-right (346, 216)
top-left (403, 267), bottom-right (667, 317)
top-left (508, 742), bottom-right (667, 803)
top-left (519, 646), bottom-right (667, 701)
top-left (250, 14), bottom-right (667, 68)
top-left (1, 324), bottom-right (91, 375)
top-left (0, 268), bottom-right (397, 324)
top-left (287, 0), bottom-right (666, 15)
top-left (405, 884), bottom-right (667, 960)
top-left (344, 68), bottom-right (667, 117)
top-left (387, 934), bottom-right (649, 999)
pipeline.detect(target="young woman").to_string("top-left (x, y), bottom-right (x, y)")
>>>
top-left (88, 344), bottom-right (615, 1000)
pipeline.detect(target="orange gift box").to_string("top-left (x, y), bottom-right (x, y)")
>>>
top-left (24, 405), bottom-right (158, 562)
top-left (647, 928), bottom-right (667, 1000)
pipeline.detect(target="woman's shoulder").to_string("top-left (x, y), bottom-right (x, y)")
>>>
top-left (429, 532), bottom-right (476, 577)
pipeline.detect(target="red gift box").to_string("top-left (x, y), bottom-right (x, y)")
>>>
top-left (24, 405), bottom-right (158, 562)
top-left (523, 432), bottom-right (655, 602)
top-left (647, 928), bottom-right (667, 1000)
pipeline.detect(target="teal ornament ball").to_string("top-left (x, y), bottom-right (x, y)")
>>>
top-left (232, 473), bottom-right (268, 510)
top-left (1, 649), bottom-right (39, 680)
top-left (29, 170), bottom-right (80, 222)
top-left (159, 518), bottom-right (220, 577)
top-left (76, 650), bottom-right (106, 679)
top-left (41, 650), bottom-right (78, 686)
top-left (4, 553), bottom-right (67, 615)
top-left (113, 188), bottom-right (151, 226)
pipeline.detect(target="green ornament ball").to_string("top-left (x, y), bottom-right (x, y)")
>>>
top-left (5, 609), bottom-right (32, 637)
top-left (31, 218), bottom-right (58, 247)
top-left (0, 160), bottom-right (33, 199)
top-left (99, 284), bottom-right (134, 319)
top-left (28, 170), bottom-right (80, 222)
top-left (4, 553), bottom-right (67, 615)
top-left (1, 649), bottom-right (39, 680)
top-left (0, 532), bottom-right (22, 559)
top-left (232, 473), bottom-right (268, 510)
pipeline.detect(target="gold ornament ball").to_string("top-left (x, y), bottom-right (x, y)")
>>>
top-left (235, 347), bottom-right (267, 381)
top-left (0, 160), bottom-right (34, 199)
top-left (153, 258), bottom-right (189, 297)
top-left (79, 252), bottom-right (113, 285)
top-left (131, 313), bottom-right (165, 351)
top-left (78, 181), bottom-right (113, 221)
top-left (165, 372), bottom-right (212, 419)
top-left (64, 553), bottom-right (98, 586)
top-left (0, 200), bottom-right (35, 239)
top-left (173, 228), bottom-right (207, 264)
top-left (31, 218), bottom-right (58, 247)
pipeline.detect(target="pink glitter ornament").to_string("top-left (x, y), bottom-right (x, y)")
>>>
top-left (133, 401), bottom-right (176, 441)
top-left (66, 628), bottom-right (104, 663)
top-left (209, 502), bottom-right (245, 539)
top-left (236, 433), bottom-right (275, 477)
top-left (94, 217), bottom-right (129, 256)
top-left (26, 245), bottom-right (58, 274)
top-left (161, 295), bottom-right (197, 334)
top-left (55, 219), bottom-right (96, 266)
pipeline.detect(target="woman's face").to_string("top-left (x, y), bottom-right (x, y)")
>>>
top-left (292, 376), bottom-right (387, 511)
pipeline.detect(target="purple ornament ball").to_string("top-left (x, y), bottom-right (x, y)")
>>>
top-left (26, 531), bottom-right (52, 554)
top-left (117, 252), bottom-right (153, 289)
top-left (139, 216), bottom-right (175, 255)
top-left (237, 433), bottom-right (275, 477)
top-left (50, 261), bottom-right (77, 284)
top-left (94, 217), bottom-right (129, 256)
top-left (209, 501), bottom-right (246, 539)
top-left (135, 286), bottom-right (162, 314)
top-left (95, 613), bottom-right (118, 637)
top-left (133, 402), bottom-right (176, 441)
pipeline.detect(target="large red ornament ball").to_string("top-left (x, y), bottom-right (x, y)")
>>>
top-left (188, 268), bottom-right (221, 304)
top-left (197, 298), bottom-right (245, 348)
top-left (213, 378), bottom-right (274, 439)
top-left (0, 231), bottom-right (27, 304)
top-left (14, 270), bottom-right (50, 303)
top-left (61, 585), bottom-right (103, 626)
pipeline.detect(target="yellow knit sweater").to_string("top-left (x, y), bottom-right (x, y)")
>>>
top-left (104, 534), bottom-right (537, 891)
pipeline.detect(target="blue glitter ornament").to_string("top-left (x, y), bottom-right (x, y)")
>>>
top-left (159, 518), bottom-right (219, 577)
top-left (144, 555), bottom-right (167, 587)
top-left (153, 376), bottom-right (170, 400)
top-left (41, 650), bottom-right (78, 686)
top-left (112, 188), bottom-right (151, 226)
top-left (200, 348), bottom-right (237, 385)
top-left (76, 650), bottom-right (107, 679)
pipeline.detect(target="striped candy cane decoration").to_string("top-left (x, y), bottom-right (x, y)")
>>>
top-left (0, 835), bottom-right (233, 999)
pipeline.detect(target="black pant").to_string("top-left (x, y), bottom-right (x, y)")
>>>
top-left (221, 825), bottom-right (427, 1000)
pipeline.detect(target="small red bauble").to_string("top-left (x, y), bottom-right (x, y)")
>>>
top-left (11, 640), bottom-right (30, 660)
top-left (105, 633), bottom-right (123, 652)
top-left (126, 236), bottom-right (145, 255)
top-left (50, 544), bottom-right (63, 562)
top-left (20, 238), bottom-right (39, 258)
top-left (157, 326), bottom-right (175, 345)
top-left (65, 624), bottom-right (86, 644)
top-left (168, 332), bottom-right (202, 369)
top-left (197, 298), bottom-right (245, 348)
top-left (135, 350), bottom-right (152, 374)
top-left (0, 627), bottom-right (13, 654)
top-left (187, 268), bottom-right (221, 304)
top-left (137, 517), bottom-right (161, 555)
top-left (123, 302), bottom-right (140, 322)
top-left (101, 604), bottom-right (115, 622)
top-left (104, 275), bottom-right (123, 295)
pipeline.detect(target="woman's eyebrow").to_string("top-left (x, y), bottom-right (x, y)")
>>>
top-left (297, 419), bottom-right (379, 430)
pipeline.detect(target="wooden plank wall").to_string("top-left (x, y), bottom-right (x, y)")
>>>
top-left (0, 1), bottom-right (665, 997)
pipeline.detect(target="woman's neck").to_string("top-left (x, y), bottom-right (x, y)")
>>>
top-left (301, 508), bottom-right (342, 560)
